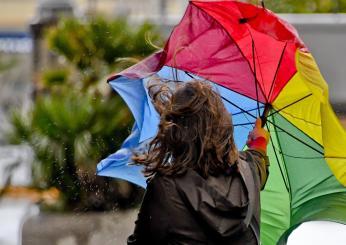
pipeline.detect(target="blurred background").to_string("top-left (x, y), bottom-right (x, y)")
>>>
top-left (0, 0), bottom-right (345, 245)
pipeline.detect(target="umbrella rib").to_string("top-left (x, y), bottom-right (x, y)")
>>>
top-left (325, 156), bottom-right (346, 159)
top-left (268, 118), bottom-right (293, 202)
top-left (268, 42), bottom-right (288, 101)
top-left (266, 119), bottom-right (324, 155)
top-left (270, 109), bottom-right (325, 148)
top-left (247, 32), bottom-right (268, 104)
top-left (233, 106), bottom-right (265, 116)
top-left (191, 3), bottom-right (269, 104)
top-left (184, 71), bottom-right (266, 104)
top-left (184, 71), bottom-right (196, 80)
top-left (233, 122), bottom-right (253, 127)
top-left (276, 151), bottom-right (346, 159)
top-left (268, 93), bottom-right (313, 117)
top-left (268, 129), bottom-right (290, 193)
top-left (183, 71), bottom-right (265, 120)
top-left (253, 40), bottom-right (266, 97)
top-left (243, 113), bottom-right (254, 125)
top-left (273, 149), bottom-right (322, 159)
top-left (221, 96), bottom-right (257, 119)
top-left (279, 110), bottom-right (321, 127)
top-left (272, 145), bottom-right (346, 160)
top-left (252, 39), bottom-right (260, 117)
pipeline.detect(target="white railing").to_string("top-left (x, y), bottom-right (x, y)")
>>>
top-left (0, 145), bottom-right (33, 189)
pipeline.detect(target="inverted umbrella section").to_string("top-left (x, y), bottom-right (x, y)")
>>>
top-left (97, 1), bottom-right (346, 244)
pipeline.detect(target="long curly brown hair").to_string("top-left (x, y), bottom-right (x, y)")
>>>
top-left (133, 80), bottom-right (238, 178)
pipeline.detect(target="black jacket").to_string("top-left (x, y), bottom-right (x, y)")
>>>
top-left (127, 150), bottom-right (269, 245)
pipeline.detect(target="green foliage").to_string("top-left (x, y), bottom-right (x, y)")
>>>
top-left (42, 69), bottom-right (69, 87)
top-left (46, 17), bottom-right (162, 89)
top-left (9, 16), bottom-right (162, 210)
top-left (249, 0), bottom-right (346, 13)
top-left (10, 91), bottom-right (133, 208)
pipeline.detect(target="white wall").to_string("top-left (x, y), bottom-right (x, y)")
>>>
top-left (280, 14), bottom-right (346, 110)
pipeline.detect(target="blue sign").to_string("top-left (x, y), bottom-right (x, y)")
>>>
top-left (0, 32), bottom-right (32, 53)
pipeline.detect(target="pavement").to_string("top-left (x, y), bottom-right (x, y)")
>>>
top-left (0, 198), bottom-right (39, 245)
top-left (0, 195), bottom-right (138, 245)
top-left (0, 198), bottom-right (345, 245)
top-left (22, 209), bottom-right (138, 245)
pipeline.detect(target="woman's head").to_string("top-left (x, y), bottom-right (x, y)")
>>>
top-left (134, 80), bottom-right (238, 178)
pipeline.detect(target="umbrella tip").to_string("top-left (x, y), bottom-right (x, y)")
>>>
top-left (239, 18), bottom-right (248, 24)
top-left (261, 0), bottom-right (265, 9)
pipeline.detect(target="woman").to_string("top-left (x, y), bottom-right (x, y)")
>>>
top-left (128, 80), bottom-right (270, 245)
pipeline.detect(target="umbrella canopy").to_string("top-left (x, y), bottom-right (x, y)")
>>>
top-left (97, 1), bottom-right (346, 244)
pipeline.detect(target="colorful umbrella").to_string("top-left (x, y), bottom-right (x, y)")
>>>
top-left (97, 1), bottom-right (346, 244)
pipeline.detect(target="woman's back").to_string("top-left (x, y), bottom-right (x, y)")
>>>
top-left (128, 150), bottom-right (268, 245)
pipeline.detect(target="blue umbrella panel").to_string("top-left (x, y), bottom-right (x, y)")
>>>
top-left (97, 66), bottom-right (264, 188)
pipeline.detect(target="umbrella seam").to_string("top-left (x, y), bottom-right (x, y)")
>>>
top-left (266, 119), bottom-right (324, 155)
top-left (183, 70), bottom-right (266, 108)
top-left (269, 93), bottom-right (313, 118)
top-left (270, 108), bottom-right (324, 149)
top-left (268, 42), bottom-right (288, 102)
